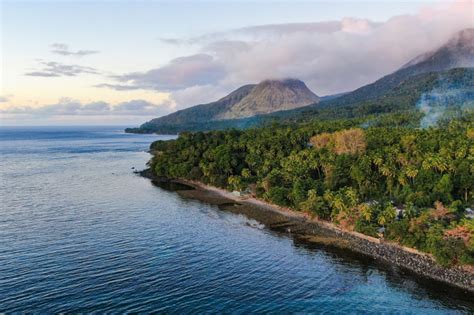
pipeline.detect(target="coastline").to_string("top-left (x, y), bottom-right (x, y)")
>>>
top-left (139, 168), bottom-right (474, 294)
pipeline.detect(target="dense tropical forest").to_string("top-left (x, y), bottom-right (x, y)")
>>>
top-left (148, 109), bottom-right (474, 266)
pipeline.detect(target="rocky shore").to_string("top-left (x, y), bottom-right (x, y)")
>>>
top-left (139, 168), bottom-right (474, 294)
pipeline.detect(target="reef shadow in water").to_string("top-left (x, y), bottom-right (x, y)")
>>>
top-left (151, 180), bottom-right (195, 192)
top-left (136, 168), bottom-right (195, 191)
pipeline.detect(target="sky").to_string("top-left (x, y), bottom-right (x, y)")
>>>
top-left (0, 0), bottom-right (473, 126)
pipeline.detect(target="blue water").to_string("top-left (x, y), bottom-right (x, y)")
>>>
top-left (0, 126), bottom-right (472, 313)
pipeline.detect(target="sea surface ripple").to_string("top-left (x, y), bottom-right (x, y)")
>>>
top-left (0, 126), bottom-right (472, 313)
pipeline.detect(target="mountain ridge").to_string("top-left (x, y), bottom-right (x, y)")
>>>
top-left (321, 28), bottom-right (474, 109)
top-left (137, 78), bottom-right (319, 131)
top-left (217, 79), bottom-right (319, 119)
top-left (127, 28), bottom-right (473, 134)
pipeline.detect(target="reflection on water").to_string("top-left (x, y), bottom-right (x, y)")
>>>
top-left (151, 179), bottom-right (196, 191)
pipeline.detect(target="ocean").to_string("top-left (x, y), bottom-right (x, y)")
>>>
top-left (0, 126), bottom-right (472, 313)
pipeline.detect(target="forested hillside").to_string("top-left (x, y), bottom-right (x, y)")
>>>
top-left (126, 79), bottom-right (318, 134)
top-left (267, 67), bottom-right (474, 123)
top-left (126, 29), bottom-right (473, 135)
top-left (141, 31), bottom-right (474, 266)
top-left (316, 28), bottom-right (474, 109)
top-left (127, 68), bottom-right (473, 134)
top-left (148, 111), bottom-right (474, 266)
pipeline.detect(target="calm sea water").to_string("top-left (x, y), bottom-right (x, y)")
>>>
top-left (0, 126), bottom-right (472, 313)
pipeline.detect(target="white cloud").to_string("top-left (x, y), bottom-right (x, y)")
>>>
top-left (100, 0), bottom-right (473, 108)
top-left (111, 54), bottom-right (226, 91)
top-left (0, 98), bottom-right (174, 117)
top-left (25, 60), bottom-right (100, 77)
top-left (170, 84), bottom-right (232, 110)
top-left (0, 95), bottom-right (11, 103)
top-left (50, 43), bottom-right (99, 57)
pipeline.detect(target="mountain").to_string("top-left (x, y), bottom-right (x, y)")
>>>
top-left (217, 79), bottom-right (319, 119)
top-left (146, 84), bottom-right (255, 126)
top-left (127, 67), bottom-right (473, 134)
top-left (319, 28), bottom-right (473, 109)
top-left (400, 28), bottom-right (473, 70)
top-left (126, 79), bottom-right (318, 133)
top-left (127, 28), bottom-right (473, 134)
top-left (280, 67), bottom-right (474, 122)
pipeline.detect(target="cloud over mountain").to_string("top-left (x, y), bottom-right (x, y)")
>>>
top-left (98, 1), bottom-right (472, 110)
top-left (112, 54), bottom-right (226, 91)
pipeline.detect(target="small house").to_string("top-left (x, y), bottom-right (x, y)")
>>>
top-left (395, 207), bottom-right (404, 220)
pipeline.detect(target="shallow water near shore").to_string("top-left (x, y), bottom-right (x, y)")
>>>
top-left (0, 126), bottom-right (473, 313)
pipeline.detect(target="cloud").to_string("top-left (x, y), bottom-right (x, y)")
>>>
top-left (170, 84), bottom-right (232, 109)
top-left (107, 54), bottom-right (226, 91)
top-left (236, 20), bottom-right (378, 37)
top-left (50, 43), bottom-right (99, 57)
top-left (158, 21), bottom-right (366, 46)
top-left (93, 83), bottom-right (142, 91)
top-left (25, 60), bottom-right (100, 77)
top-left (51, 43), bottom-right (68, 50)
top-left (1, 98), bottom-right (174, 117)
top-left (98, 1), bottom-right (473, 110)
top-left (0, 95), bottom-right (11, 103)
top-left (158, 38), bottom-right (191, 45)
top-left (206, 5), bottom-right (472, 96)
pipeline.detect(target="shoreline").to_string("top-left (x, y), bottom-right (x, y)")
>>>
top-left (139, 168), bottom-right (474, 294)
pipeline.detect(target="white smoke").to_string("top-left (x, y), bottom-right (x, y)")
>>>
top-left (417, 79), bottom-right (474, 128)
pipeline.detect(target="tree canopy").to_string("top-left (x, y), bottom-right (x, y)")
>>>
top-left (149, 111), bottom-right (474, 266)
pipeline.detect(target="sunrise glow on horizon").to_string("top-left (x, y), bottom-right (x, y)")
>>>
top-left (1, 0), bottom-right (472, 125)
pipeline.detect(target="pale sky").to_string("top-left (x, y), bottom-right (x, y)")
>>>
top-left (1, 0), bottom-right (472, 125)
